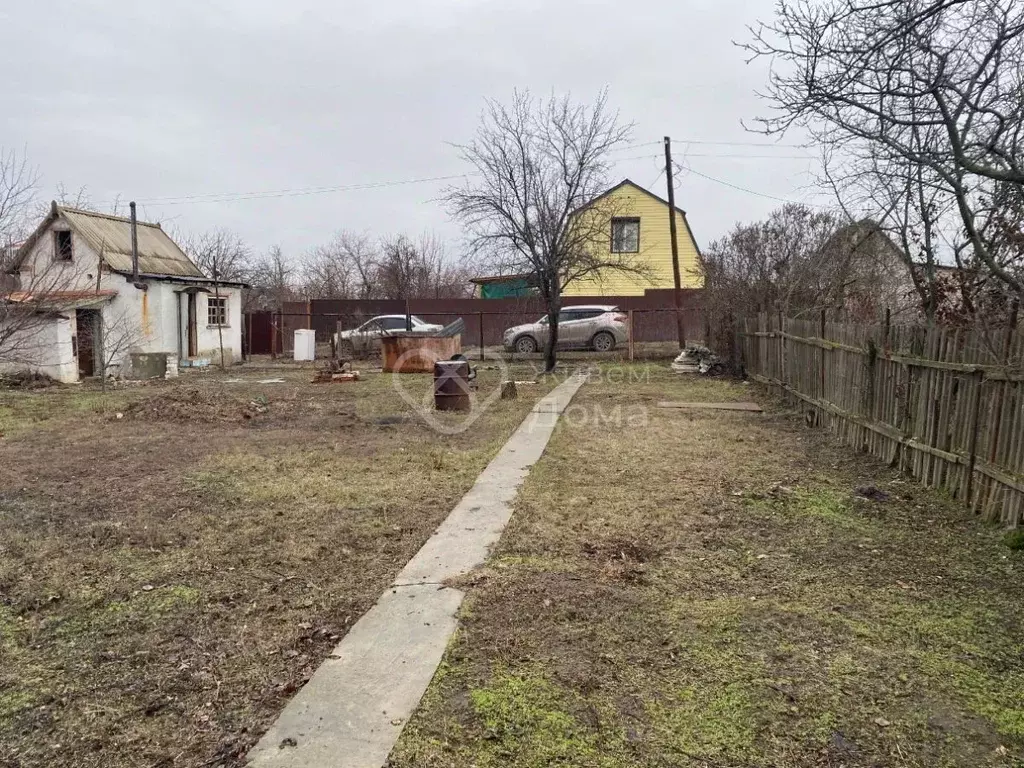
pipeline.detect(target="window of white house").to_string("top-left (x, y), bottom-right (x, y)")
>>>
top-left (611, 217), bottom-right (640, 253)
top-left (54, 230), bottom-right (73, 261)
top-left (207, 296), bottom-right (227, 326)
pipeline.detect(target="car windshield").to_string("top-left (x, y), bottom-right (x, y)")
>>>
top-left (537, 316), bottom-right (548, 325)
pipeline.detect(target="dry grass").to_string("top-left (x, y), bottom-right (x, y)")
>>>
top-left (0, 363), bottom-right (552, 768)
top-left (390, 363), bottom-right (1024, 768)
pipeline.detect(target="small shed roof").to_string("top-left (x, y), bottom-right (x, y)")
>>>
top-left (5, 289), bottom-right (117, 310)
top-left (468, 273), bottom-right (536, 285)
top-left (14, 203), bottom-right (205, 279)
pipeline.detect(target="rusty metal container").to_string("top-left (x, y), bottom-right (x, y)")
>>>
top-left (382, 333), bottom-right (461, 373)
top-left (433, 359), bottom-right (471, 412)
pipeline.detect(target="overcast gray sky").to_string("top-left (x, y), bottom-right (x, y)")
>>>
top-left (2, 0), bottom-right (825, 263)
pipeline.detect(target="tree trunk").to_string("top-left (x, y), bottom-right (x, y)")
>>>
top-left (542, 277), bottom-right (561, 373)
top-left (544, 308), bottom-right (559, 373)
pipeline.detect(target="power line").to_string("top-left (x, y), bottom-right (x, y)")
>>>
top-left (673, 138), bottom-right (808, 148)
top-left (609, 140), bottom-right (663, 153)
top-left (676, 162), bottom-right (828, 208)
top-left (620, 138), bottom-right (808, 150)
top-left (96, 144), bottom-right (811, 209)
top-left (109, 173), bottom-right (472, 207)
top-left (144, 156), bottom-right (665, 206)
top-left (675, 153), bottom-right (813, 159)
top-left (610, 153), bottom-right (663, 163)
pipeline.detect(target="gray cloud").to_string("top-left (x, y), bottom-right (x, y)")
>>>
top-left (2, 0), bottom-right (823, 261)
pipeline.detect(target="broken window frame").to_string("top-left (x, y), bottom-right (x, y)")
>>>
top-left (53, 230), bottom-right (73, 261)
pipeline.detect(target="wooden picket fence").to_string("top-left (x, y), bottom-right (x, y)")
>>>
top-left (740, 313), bottom-right (1024, 525)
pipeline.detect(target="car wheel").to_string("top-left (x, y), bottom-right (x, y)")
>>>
top-left (337, 339), bottom-right (355, 358)
top-left (515, 336), bottom-right (538, 354)
top-left (592, 331), bottom-right (615, 352)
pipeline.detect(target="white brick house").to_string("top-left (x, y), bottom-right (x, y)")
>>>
top-left (2, 203), bottom-right (247, 383)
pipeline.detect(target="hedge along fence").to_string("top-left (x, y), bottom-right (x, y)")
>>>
top-left (740, 312), bottom-right (1024, 526)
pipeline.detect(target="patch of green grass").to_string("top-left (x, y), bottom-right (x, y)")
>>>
top-left (50, 585), bottom-right (203, 640)
top-left (0, 605), bottom-right (19, 650)
top-left (1003, 530), bottom-right (1024, 551)
top-left (584, 362), bottom-right (751, 404)
top-left (0, 689), bottom-right (36, 720)
top-left (647, 682), bottom-right (758, 760)
top-left (0, 390), bottom-right (130, 438)
top-left (468, 669), bottom-right (603, 767)
top-left (919, 654), bottom-right (1024, 738)
top-left (793, 487), bottom-right (878, 533)
top-left (753, 486), bottom-right (880, 536)
top-left (187, 443), bottom-right (491, 512)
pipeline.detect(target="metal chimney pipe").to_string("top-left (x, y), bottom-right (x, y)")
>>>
top-left (130, 201), bottom-right (139, 282)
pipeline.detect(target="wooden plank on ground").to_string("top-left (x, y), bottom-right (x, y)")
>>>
top-left (657, 401), bottom-right (764, 412)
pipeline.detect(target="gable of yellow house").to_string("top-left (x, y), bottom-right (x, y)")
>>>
top-left (563, 179), bottom-right (704, 297)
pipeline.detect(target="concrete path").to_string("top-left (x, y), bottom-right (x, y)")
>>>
top-left (247, 374), bottom-right (586, 768)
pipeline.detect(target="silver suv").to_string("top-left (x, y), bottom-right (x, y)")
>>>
top-left (502, 305), bottom-right (628, 354)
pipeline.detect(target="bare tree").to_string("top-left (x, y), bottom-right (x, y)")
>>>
top-left (376, 234), bottom-right (468, 300)
top-left (0, 148), bottom-right (38, 263)
top-left (95, 307), bottom-right (145, 390)
top-left (248, 245), bottom-right (297, 310)
top-left (745, 0), bottom-right (1024, 298)
top-left (181, 229), bottom-right (251, 283)
top-left (446, 90), bottom-right (639, 371)
top-left (824, 148), bottom-right (953, 320)
top-left (705, 205), bottom-right (847, 318)
top-left (703, 203), bottom-right (915, 360)
top-left (375, 234), bottom-right (421, 301)
top-left (301, 231), bottom-right (368, 299)
top-left (45, 184), bottom-right (125, 216)
top-left (348, 233), bottom-right (381, 300)
top-left (0, 149), bottom-right (87, 370)
top-left (413, 232), bottom-right (473, 299)
top-left (301, 230), bottom-right (471, 301)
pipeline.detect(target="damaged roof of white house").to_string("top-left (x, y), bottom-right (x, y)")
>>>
top-left (13, 203), bottom-right (206, 279)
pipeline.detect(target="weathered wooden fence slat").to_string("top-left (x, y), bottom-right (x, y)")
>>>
top-left (741, 315), bottom-right (1024, 526)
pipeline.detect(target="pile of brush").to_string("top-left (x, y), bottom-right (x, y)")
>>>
top-left (312, 359), bottom-right (361, 383)
top-left (671, 344), bottom-right (725, 376)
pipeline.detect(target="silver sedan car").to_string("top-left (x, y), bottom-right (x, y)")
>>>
top-left (335, 315), bottom-right (444, 355)
top-left (502, 305), bottom-right (628, 354)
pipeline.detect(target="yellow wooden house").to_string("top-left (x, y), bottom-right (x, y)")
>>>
top-left (563, 178), bottom-right (704, 297)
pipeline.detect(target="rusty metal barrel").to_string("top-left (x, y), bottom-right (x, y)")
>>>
top-left (433, 359), bottom-right (471, 412)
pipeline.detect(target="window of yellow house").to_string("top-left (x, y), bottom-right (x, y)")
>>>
top-left (611, 217), bottom-right (640, 253)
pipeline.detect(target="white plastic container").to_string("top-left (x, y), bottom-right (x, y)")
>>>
top-left (294, 329), bottom-right (316, 361)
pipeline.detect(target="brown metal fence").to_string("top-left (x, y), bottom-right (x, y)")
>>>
top-left (243, 301), bottom-right (704, 360)
top-left (252, 293), bottom-right (704, 358)
top-left (740, 313), bottom-right (1024, 525)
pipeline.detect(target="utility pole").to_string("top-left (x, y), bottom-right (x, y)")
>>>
top-left (663, 136), bottom-right (686, 350)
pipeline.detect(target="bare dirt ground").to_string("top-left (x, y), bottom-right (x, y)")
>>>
top-left (390, 364), bottom-right (1024, 768)
top-left (0, 362), bottom-right (553, 768)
